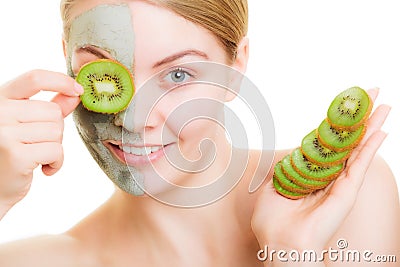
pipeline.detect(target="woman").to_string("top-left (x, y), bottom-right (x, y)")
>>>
top-left (0, 0), bottom-right (399, 266)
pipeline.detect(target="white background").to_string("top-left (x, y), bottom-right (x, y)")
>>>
top-left (0, 0), bottom-right (399, 243)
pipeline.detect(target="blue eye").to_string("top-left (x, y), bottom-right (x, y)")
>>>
top-left (167, 68), bottom-right (192, 84)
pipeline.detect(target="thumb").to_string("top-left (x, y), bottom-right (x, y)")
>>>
top-left (51, 93), bottom-right (81, 117)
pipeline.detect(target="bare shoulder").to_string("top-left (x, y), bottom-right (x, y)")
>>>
top-left (347, 154), bottom-right (400, 225)
top-left (0, 233), bottom-right (99, 267)
top-left (356, 154), bottom-right (399, 206)
top-left (328, 154), bottom-right (400, 263)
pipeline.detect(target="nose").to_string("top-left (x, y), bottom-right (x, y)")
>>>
top-left (114, 86), bottom-right (163, 134)
top-left (114, 104), bottom-right (135, 132)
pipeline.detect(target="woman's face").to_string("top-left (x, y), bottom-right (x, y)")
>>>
top-left (66, 1), bottom-right (239, 199)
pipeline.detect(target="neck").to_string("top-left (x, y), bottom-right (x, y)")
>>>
top-left (106, 182), bottom-right (257, 259)
top-left (99, 133), bottom-right (265, 263)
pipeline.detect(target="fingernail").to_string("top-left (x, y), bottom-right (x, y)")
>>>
top-left (383, 104), bottom-right (392, 115)
top-left (74, 82), bottom-right (84, 95)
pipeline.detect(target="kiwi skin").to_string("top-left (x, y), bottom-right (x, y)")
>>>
top-left (290, 147), bottom-right (344, 182)
top-left (317, 119), bottom-right (367, 152)
top-left (300, 129), bottom-right (351, 167)
top-left (273, 161), bottom-right (313, 194)
top-left (272, 86), bottom-right (372, 199)
top-left (280, 154), bottom-right (331, 190)
top-left (77, 59), bottom-right (134, 114)
top-left (273, 176), bottom-right (309, 200)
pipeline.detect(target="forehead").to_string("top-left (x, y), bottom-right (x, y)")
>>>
top-left (66, 3), bottom-right (135, 75)
top-left (68, 0), bottom-right (128, 19)
top-left (66, 1), bottom-right (225, 77)
top-left (128, 2), bottom-right (222, 65)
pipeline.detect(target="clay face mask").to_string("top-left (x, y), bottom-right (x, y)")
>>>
top-left (66, 4), bottom-right (144, 195)
top-left (66, 4), bottom-right (135, 74)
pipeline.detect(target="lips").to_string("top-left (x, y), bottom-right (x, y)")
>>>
top-left (104, 141), bottom-right (171, 167)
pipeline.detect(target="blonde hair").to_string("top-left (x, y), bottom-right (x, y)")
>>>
top-left (60, 0), bottom-right (248, 63)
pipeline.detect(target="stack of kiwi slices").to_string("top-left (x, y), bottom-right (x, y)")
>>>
top-left (273, 86), bottom-right (373, 199)
top-left (76, 59), bottom-right (135, 114)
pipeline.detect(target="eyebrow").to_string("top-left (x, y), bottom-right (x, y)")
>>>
top-left (152, 49), bottom-right (209, 68)
top-left (77, 46), bottom-right (110, 59)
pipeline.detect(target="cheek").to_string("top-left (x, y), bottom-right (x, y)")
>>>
top-left (161, 88), bottom-right (226, 141)
top-left (179, 120), bottom-right (220, 143)
top-left (73, 104), bottom-right (119, 141)
top-left (71, 52), bottom-right (97, 76)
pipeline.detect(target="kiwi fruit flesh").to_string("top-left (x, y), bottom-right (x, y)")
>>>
top-left (272, 86), bottom-right (372, 199)
top-left (280, 155), bottom-right (331, 190)
top-left (76, 59), bottom-right (134, 114)
top-left (301, 129), bottom-right (350, 167)
top-left (326, 86), bottom-right (372, 131)
top-left (273, 176), bottom-right (308, 200)
top-left (291, 148), bottom-right (344, 181)
top-left (273, 161), bottom-right (312, 194)
top-left (317, 119), bottom-right (366, 152)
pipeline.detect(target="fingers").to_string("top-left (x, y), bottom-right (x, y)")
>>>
top-left (21, 143), bottom-right (64, 176)
top-left (328, 89), bottom-right (390, 200)
top-left (0, 69), bottom-right (82, 119)
top-left (345, 131), bottom-right (387, 189)
top-left (0, 69), bottom-right (83, 99)
top-left (0, 100), bottom-right (63, 124)
top-left (0, 95), bottom-right (79, 124)
top-left (14, 122), bottom-right (63, 144)
top-left (0, 99), bottom-right (68, 179)
top-left (362, 104), bottom-right (391, 143)
top-left (51, 93), bottom-right (81, 117)
top-left (0, 122), bottom-right (65, 161)
top-left (0, 70), bottom-right (80, 209)
top-left (346, 86), bottom-right (390, 165)
top-left (329, 130), bottom-right (387, 204)
top-left (366, 87), bottom-right (379, 103)
top-left (347, 104), bottom-right (391, 165)
top-left (320, 130), bottom-right (387, 219)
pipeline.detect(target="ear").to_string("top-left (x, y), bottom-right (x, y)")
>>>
top-left (225, 37), bottom-right (249, 102)
top-left (232, 37), bottom-right (249, 74)
top-left (62, 38), bottom-right (68, 59)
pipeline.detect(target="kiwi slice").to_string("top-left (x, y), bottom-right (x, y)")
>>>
top-left (273, 161), bottom-right (312, 194)
top-left (326, 86), bottom-right (372, 130)
top-left (273, 176), bottom-right (308, 200)
top-left (301, 129), bottom-right (351, 166)
top-left (317, 119), bottom-right (366, 152)
top-left (272, 86), bottom-right (372, 199)
top-left (281, 154), bottom-right (331, 190)
top-left (76, 59), bottom-right (134, 114)
top-left (291, 148), bottom-right (343, 181)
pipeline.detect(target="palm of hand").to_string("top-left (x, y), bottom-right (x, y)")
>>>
top-left (252, 89), bottom-right (390, 251)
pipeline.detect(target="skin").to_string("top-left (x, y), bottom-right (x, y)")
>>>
top-left (0, 1), bottom-right (399, 267)
top-left (68, 3), bottom-right (144, 196)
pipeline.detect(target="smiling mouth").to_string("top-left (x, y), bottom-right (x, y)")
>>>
top-left (104, 140), bottom-right (171, 166)
top-left (118, 144), bottom-right (164, 156)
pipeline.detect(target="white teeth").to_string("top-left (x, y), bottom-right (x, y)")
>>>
top-left (118, 145), bottom-right (163, 156)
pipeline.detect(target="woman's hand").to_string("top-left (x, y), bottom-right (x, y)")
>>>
top-left (251, 89), bottom-right (391, 266)
top-left (0, 70), bottom-right (82, 218)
